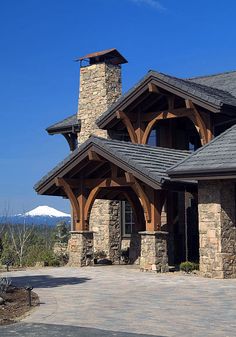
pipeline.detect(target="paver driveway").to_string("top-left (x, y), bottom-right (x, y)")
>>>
top-left (1, 266), bottom-right (236, 337)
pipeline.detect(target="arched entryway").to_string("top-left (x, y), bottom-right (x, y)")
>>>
top-left (35, 137), bottom-right (194, 270)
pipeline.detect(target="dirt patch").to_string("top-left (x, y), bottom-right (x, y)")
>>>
top-left (0, 287), bottom-right (39, 325)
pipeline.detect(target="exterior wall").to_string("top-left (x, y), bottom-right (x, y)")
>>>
top-left (198, 180), bottom-right (236, 278)
top-left (76, 62), bottom-right (122, 262)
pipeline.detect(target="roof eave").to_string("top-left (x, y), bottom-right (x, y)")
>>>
top-left (169, 167), bottom-right (236, 181)
top-left (46, 125), bottom-right (81, 135)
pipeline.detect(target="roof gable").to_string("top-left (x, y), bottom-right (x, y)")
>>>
top-left (96, 70), bottom-right (236, 129)
top-left (35, 137), bottom-right (190, 194)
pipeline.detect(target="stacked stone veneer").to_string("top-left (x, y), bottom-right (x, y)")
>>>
top-left (198, 180), bottom-right (236, 278)
top-left (78, 62), bottom-right (121, 143)
top-left (70, 61), bottom-right (122, 264)
top-left (139, 231), bottom-right (169, 272)
top-left (68, 231), bottom-right (93, 267)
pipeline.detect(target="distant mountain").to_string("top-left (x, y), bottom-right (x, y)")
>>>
top-left (1, 206), bottom-right (71, 226)
top-left (20, 206), bottom-right (70, 218)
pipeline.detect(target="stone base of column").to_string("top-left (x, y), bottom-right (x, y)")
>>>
top-left (139, 231), bottom-right (169, 272)
top-left (68, 231), bottom-right (94, 267)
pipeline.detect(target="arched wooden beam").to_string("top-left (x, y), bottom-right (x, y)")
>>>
top-left (84, 186), bottom-right (101, 222)
top-left (125, 172), bottom-right (151, 222)
top-left (141, 106), bottom-right (208, 145)
top-left (55, 177), bottom-right (80, 222)
top-left (141, 110), bottom-right (188, 144)
top-left (116, 110), bottom-right (138, 143)
top-left (185, 99), bottom-right (208, 145)
top-left (63, 133), bottom-right (77, 151)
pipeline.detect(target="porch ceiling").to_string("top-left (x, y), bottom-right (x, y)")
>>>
top-left (34, 136), bottom-right (190, 196)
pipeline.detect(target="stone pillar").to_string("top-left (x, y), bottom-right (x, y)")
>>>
top-left (68, 231), bottom-right (93, 267)
top-left (198, 180), bottom-right (236, 278)
top-left (139, 231), bottom-right (169, 272)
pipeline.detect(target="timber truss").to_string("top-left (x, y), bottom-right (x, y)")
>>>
top-left (97, 74), bottom-right (217, 146)
top-left (35, 137), bottom-right (194, 233)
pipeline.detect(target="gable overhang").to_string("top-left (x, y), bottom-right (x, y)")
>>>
top-left (35, 142), bottom-right (164, 196)
top-left (97, 73), bottom-right (227, 130)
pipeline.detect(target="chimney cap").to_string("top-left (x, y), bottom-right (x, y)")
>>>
top-left (76, 48), bottom-right (128, 66)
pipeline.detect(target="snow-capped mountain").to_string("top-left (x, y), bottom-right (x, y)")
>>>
top-left (2, 206), bottom-right (71, 226)
top-left (23, 206), bottom-right (70, 218)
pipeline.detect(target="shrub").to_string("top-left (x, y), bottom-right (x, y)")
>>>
top-left (180, 261), bottom-right (199, 273)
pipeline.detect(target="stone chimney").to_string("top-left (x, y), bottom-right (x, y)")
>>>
top-left (77, 48), bottom-right (127, 143)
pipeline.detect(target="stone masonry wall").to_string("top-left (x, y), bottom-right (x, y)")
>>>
top-left (78, 63), bottom-right (121, 143)
top-left (198, 180), bottom-right (236, 278)
top-left (68, 231), bottom-right (93, 267)
top-left (77, 62), bottom-right (122, 262)
top-left (139, 231), bottom-right (169, 272)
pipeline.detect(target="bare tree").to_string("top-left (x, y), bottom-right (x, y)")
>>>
top-left (7, 221), bottom-right (34, 267)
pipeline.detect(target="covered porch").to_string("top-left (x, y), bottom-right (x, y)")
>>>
top-left (35, 136), bottom-right (195, 271)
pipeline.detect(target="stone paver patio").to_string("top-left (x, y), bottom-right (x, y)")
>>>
top-left (1, 266), bottom-right (236, 336)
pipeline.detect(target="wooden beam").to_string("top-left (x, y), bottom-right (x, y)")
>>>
top-left (185, 99), bottom-right (208, 145)
top-left (141, 108), bottom-right (194, 144)
top-left (142, 107), bottom-right (194, 122)
top-left (111, 164), bottom-right (118, 179)
top-left (88, 150), bottom-right (104, 161)
top-left (148, 83), bottom-right (160, 93)
top-left (126, 173), bottom-right (151, 222)
top-left (116, 110), bottom-right (138, 143)
top-left (55, 177), bottom-right (80, 227)
top-left (168, 95), bottom-right (175, 110)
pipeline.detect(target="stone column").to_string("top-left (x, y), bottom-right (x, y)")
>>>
top-left (68, 231), bottom-right (94, 267)
top-left (139, 231), bottom-right (169, 272)
top-left (198, 180), bottom-right (236, 278)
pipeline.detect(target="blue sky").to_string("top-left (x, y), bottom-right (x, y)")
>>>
top-left (0, 0), bottom-right (236, 214)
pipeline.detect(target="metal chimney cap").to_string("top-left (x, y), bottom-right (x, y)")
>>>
top-left (75, 48), bottom-right (128, 66)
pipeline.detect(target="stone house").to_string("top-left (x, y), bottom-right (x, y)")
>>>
top-left (35, 48), bottom-right (236, 278)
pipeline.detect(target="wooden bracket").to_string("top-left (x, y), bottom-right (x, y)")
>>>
top-left (55, 177), bottom-right (80, 223)
top-left (116, 110), bottom-right (138, 143)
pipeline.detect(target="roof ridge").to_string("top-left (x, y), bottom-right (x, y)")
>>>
top-left (187, 70), bottom-right (236, 81)
top-left (168, 124), bottom-right (236, 172)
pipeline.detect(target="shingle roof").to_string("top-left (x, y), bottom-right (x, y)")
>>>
top-left (46, 114), bottom-right (80, 134)
top-left (188, 71), bottom-right (236, 98)
top-left (34, 136), bottom-right (190, 192)
top-left (96, 70), bottom-right (236, 128)
top-left (168, 124), bottom-right (236, 179)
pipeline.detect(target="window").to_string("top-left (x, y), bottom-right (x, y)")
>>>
top-left (121, 201), bottom-right (135, 236)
